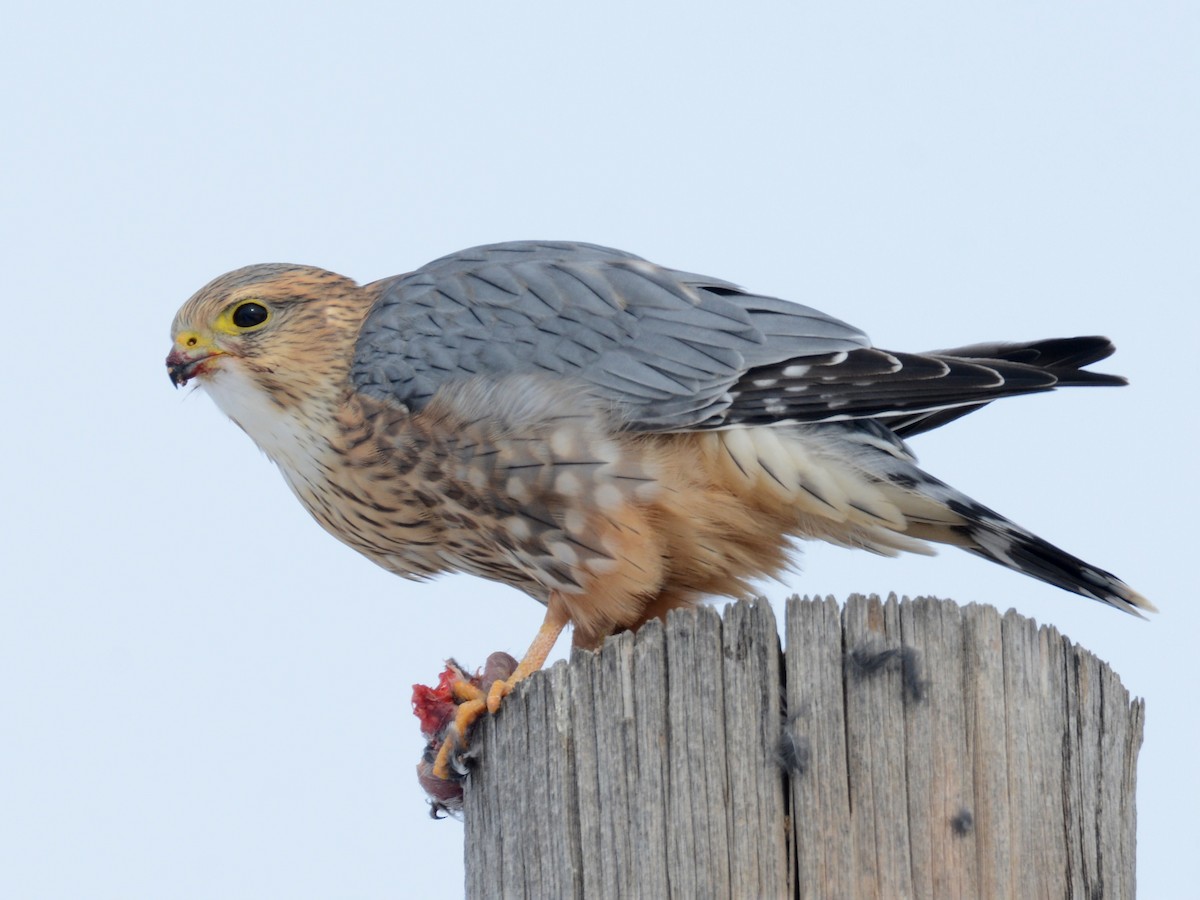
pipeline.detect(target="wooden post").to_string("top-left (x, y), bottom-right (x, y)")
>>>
top-left (463, 595), bottom-right (1144, 899)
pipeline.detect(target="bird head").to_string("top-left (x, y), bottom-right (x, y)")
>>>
top-left (167, 263), bottom-right (370, 400)
top-left (167, 263), bottom-right (377, 464)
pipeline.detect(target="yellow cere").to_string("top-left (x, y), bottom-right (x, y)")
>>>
top-left (174, 330), bottom-right (213, 350)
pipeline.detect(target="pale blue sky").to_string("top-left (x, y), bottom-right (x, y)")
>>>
top-left (2, 2), bottom-right (1196, 897)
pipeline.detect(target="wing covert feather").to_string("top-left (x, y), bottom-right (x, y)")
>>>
top-left (351, 241), bottom-right (869, 430)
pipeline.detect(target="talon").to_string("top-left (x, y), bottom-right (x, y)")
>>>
top-left (452, 679), bottom-right (485, 703)
top-left (450, 696), bottom-right (488, 744)
top-left (431, 696), bottom-right (488, 779)
top-left (486, 678), bottom-right (514, 714)
top-left (431, 736), bottom-right (456, 781)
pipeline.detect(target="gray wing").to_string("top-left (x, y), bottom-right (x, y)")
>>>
top-left (350, 241), bottom-right (1122, 432)
top-left (351, 241), bottom-right (867, 430)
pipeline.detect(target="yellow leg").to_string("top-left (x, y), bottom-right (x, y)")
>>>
top-left (486, 594), bottom-right (571, 713)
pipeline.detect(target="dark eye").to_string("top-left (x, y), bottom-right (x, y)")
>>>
top-left (232, 302), bottom-right (269, 328)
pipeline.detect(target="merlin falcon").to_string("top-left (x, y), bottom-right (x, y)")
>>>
top-left (167, 241), bottom-right (1152, 775)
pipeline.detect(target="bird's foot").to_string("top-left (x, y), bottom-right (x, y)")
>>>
top-left (412, 597), bottom-right (572, 815)
top-left (412, 652), bottom-right (517, 815)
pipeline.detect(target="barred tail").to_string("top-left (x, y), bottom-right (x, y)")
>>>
top-left (894, 478), bottom-right (1154, 617)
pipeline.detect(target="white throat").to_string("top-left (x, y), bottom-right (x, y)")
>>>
top-left (201, 365), bottom-right (334, 493)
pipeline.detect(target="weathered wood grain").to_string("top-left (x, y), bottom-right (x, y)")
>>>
top-left (463, 596), bottom-right (1143, 899)
top-left (784, 595), bottom-right (851, 898)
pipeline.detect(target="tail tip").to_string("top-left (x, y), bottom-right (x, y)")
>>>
top-left (1109, 584), bottom-right (1156, 618)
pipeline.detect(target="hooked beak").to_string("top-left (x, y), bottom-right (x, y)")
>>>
top-left (166, 339), bottom-right (224, 388)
